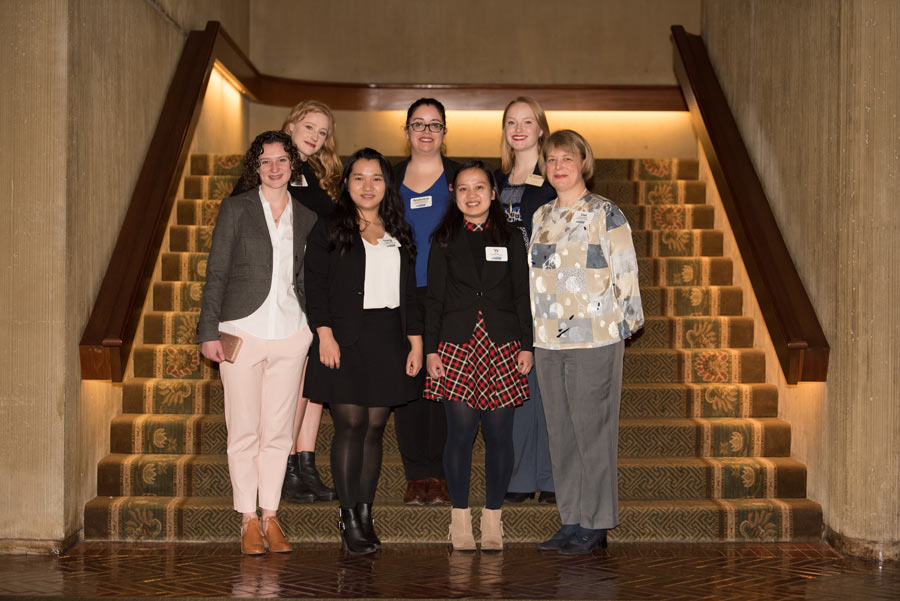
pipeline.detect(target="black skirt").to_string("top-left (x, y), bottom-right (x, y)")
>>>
top-left (304, 308), bottom-right (419, 407)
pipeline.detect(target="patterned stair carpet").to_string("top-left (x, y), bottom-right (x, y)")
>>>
top-left (83, 154), bottom-right (822, 544)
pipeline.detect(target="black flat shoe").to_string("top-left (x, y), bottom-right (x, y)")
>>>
top-left (537, 524), bottom-right (579, 551)
top-left (559, 528), bottom-right (608, 555)
top-left (537, 491), bottom-right (556, 504)
top-left (504, 492), bottom-right (534, 503)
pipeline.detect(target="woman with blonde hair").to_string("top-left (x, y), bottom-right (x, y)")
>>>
top-left (231, 100), bottom-right (342, 504)
top-left (494, 97), bottom-right (557, 506)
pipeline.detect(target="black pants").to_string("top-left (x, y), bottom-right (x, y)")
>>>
top-left (393, 287), bottom-right (447, 480)
top-left (443, 401), bottom-right (515, 510)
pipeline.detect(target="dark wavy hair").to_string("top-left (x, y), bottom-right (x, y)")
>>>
top-left (236, 130), bottom-right (302, 190)
top-left (329, 148), bottom-right (415, 261)
top-left (406, 97), bottom-right (446, 126)
top-left (432, 160), bottom-right (511, 248)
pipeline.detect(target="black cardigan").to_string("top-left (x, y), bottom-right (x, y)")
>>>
top-left (304, 217), bottom-right (421, 347)
top-left (424, 223), bottom-right (533, 355)
top-left (494, 164), bottom-right (557, 238)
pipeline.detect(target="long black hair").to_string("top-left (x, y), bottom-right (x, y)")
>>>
top-left (236, 130), bottom-right (302, 190)
top-left (432, 160), bottom-right (511, 248)
top-left (329, 148), bottom-right (415, 261)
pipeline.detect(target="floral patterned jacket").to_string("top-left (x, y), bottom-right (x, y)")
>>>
top-left (529, 191), bottom-right (643, 350)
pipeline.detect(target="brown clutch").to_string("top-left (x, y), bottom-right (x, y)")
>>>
top-left (218, 332), bottom-right (243, 363)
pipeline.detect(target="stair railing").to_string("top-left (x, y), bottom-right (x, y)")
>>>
top-left (79, 20), bottom-right (687, 381)
top-left (671, 25), bottom-right (828, 383)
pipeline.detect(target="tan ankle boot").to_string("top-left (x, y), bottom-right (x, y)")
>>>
top-left (449, 507), bottom-right (476, 551)
top-left (480, 508), bottom-right (503, 551)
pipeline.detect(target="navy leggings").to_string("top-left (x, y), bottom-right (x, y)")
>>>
top-left (442, 401), bottom-right (515, 510)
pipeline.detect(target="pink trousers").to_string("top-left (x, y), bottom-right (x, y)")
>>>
top-left (219, 326), bottom-right (313, 513)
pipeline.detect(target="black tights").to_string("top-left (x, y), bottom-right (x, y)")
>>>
top-left (443, 401), bottom-right (515, 510)
top-left (330, 404), bottom-right (391, 508)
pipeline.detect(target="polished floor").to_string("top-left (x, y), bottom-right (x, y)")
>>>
top-left (1, 541), bottom-right (897, 600)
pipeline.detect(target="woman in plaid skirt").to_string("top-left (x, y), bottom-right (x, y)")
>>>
top-left (423, 160), bottom-right (534, 551)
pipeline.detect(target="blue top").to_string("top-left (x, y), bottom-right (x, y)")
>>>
top-left (401, 173), bottom-right (449, 287)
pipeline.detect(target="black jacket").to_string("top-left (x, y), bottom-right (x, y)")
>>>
top-left (304, 217), bottom-right (421, 346)
top-left (424, 223), bottom-right (533, 355)
top-left (494, 165), bottom-right (556, 238)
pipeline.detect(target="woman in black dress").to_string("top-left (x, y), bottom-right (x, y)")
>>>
top-left (303, 148), bottom-right (423, 555)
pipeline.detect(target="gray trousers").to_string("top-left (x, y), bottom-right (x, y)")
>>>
top-left (508, 368), bottom-right (555, 493)
top-left (535, 341), bottom-right (624, 530)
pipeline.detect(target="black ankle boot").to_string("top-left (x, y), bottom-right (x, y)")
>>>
top-left (338, 507), bottom-right (377, 555)
top-left (356, 502), bottom-right (381, 549)
top-left (298, 451), bottom-right (337, 501)
top-left (282, 454), bottom-right (315, 503)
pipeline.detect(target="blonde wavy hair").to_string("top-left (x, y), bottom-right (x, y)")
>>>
top-left (499, 96), bottom-right (551, 174)
top-left (281, 100), bottom-right (342, 200)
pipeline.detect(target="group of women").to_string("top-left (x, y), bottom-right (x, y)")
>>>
top-left (195, 96), bottom-right (644, 557)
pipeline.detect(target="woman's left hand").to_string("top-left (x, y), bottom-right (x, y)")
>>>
top-left (516, 350), bottom-right (534, 375)
top-left (406, 335), bottom-right (423, 377)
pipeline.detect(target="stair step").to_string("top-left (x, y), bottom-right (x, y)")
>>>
top-left (132, 345), bottom-right (764, 383)
top-left (98, 453), bottom-right (806, 500)
top-left (83, 496), bottom-right (821, 543)
top-left (123, 378), bottom-right (777, 419)
top-left (593, 180), bottom-right (706, 205)
top-left (144, 311), bottom-right (751, 349)
top-left (109, 412), bottom-right (786, 458)
top-left (159, 253), bottom-right (733, 287)
top-left (168, 225), bottom-right (722, 257)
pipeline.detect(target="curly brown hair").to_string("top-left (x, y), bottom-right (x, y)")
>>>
top-left (236, 131), bottom-right (303, 190)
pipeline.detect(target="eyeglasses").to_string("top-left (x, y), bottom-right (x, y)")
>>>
top-left (407, 121), bottom-right (445, 133)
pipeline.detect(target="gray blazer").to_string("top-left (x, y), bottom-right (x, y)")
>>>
top-left (195, 188), bottom-right (318, 343)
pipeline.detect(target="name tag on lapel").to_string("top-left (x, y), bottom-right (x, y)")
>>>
top-left (410, 195), bottom-right (432, 209)
top-left (525, 173), bottom-right (545, 187)
top-left (378, 235), bottom-right (400, 248)
top-left (485, 246), bottom-right (508, 262)
top-left (573, 210), bottom-right (592, 224)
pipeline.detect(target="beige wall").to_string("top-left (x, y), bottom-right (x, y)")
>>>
top-left (702, 0), bottom-right (900, 557)
top-left (249, 0), bottom-right (701, 85)
top-left (0, 0), bottom-right (249, 549)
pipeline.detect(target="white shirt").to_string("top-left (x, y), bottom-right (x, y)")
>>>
top-left (362, 236), bottom-right (401, 309)
top-left (220, 189), bottom-right (307, 340)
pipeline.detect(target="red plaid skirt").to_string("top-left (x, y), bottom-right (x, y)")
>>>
top-left (423, 312), bottom-right (529, 410)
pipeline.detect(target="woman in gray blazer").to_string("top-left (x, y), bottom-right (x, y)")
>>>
top-left (196, 131), bottom-right (318, 555)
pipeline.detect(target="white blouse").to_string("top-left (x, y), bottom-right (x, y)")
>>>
top-left (362, 236), bottom-right (401, 309)
top-left (219, 189), bottom-right (306, 340)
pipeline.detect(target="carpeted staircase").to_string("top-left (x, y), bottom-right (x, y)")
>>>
top-left (83, 154), bottom-right (823, 544)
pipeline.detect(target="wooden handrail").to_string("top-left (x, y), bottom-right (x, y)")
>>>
top-left (670, 25), bottom-right (829, 383)
top-left (79, 20), bottom-right (686, 381)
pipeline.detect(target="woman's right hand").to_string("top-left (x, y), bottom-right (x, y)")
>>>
top-left (200, 340), bottom-right (225, 363)
top-left (317, 327), bottom-right (341, 369)
top-left (426, 353), bottom-right (445, 379)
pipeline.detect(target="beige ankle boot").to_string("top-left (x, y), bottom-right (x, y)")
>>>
top-left (480, 508), bottom-right (503, 551)
top-left (449, 507), bottom-right (476, 550)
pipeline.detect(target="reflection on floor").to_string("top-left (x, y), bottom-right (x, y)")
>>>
top-left (1, 542), bottom-right (898, 600)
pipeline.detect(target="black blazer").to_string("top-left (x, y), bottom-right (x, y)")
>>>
top-left (494, 165), bottom-right (557, 238)
top-left (231, 162), bottom-right (335, 218)
top-left (304, 217), bottom-right (422, 347)
top-left (196, 189), bottom-right (318, 342)
top-left (393, 155), bottom-right (461, 193)
top-left (424, 224), bottom-right (533, 355)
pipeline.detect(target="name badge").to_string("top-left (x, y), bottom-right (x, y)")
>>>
top-left (410, 195), bottom-right (433, 209)
top-left (485, 246), bottom-right (508, 262)
top-left (573, 210), bottom-right (592, 224)
top-left (379, 235), bottom-right (400, 248)
top-left (525, 173), bottom-right (545, 187)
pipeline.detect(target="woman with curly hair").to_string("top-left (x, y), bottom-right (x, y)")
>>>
top-left (232, 100), bottom-right (343, 505)
top-left (303, 148), bottom-right (423, 555)
top-left (196, 130), bottom-right (318, 554)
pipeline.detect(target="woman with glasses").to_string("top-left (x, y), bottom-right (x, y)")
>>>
top-left (392, 98), bottom-right (459, 506)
